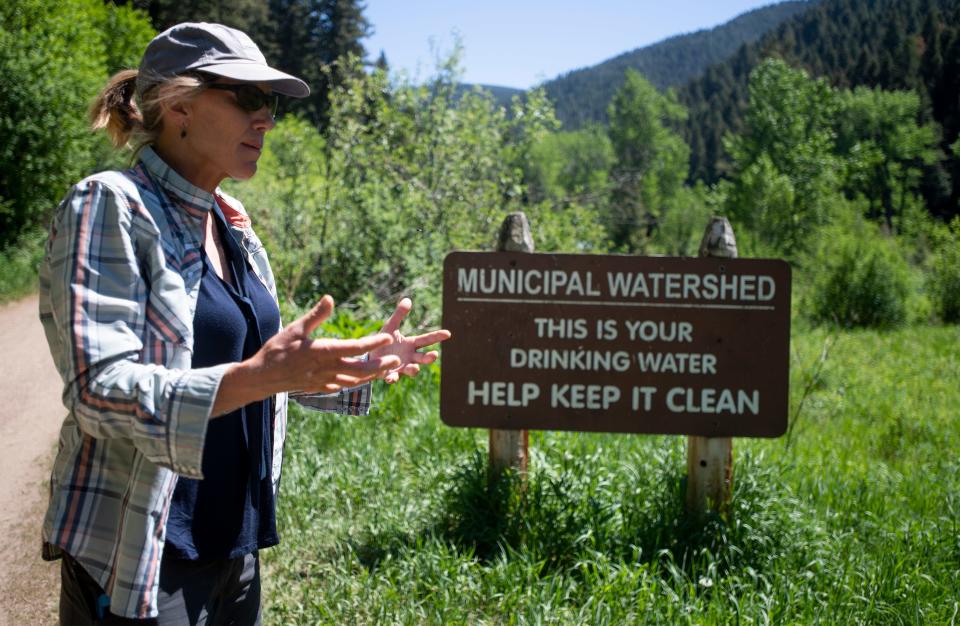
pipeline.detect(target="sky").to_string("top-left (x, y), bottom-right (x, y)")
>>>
top-left (364, 1), bottom-right (789, 89)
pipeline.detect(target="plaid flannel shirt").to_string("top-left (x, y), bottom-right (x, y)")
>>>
top-left (38, 146), bottom-right (371, 619)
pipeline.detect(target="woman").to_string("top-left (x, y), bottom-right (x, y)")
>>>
top-left (39, 22), bottom-right (449, 624)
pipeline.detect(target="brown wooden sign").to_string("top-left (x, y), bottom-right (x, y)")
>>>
top-left (440, 251), bottom-right (791, 437)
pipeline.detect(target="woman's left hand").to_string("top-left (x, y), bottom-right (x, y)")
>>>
top-left (369, 297), bottom-right (452, 383)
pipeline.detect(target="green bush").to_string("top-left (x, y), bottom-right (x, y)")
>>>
top-left (927, 219), bottom-right (960, 323)
top-left (0, 227), bottom-right (45, 303)
top-left (524, 125), bottom-right (614, 204)
top-left (230, 59), bottom-right (562, 325)
top-left (0, 0), bottom-right (152, 247)
top-left (651, 183), bottom-right (714, 256)
top-left (808, 227), bottom-right (911, 328)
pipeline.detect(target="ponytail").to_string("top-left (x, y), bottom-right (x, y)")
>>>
top-left (89, 70), bottom-right (205, 151)
top-left (89, 69), bottom-right (141, 148)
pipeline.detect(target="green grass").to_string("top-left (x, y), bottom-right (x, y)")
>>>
top-left (0, 228), bottom-right (45, 304)
top-left (264, 323), bottom-right (960, 624)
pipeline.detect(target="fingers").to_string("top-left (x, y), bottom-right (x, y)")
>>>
top-left (286, 336), bottom-right (398, 393)
top-left (290, 295), bottom-right (335, 336)
top-left (398, 349), bottom-right (439, 366)
top-left (331, 356), bottom-right (401, 389)
top-left (330, 369), bottom-right (388, 387)
top-left (382, 348), bottom-right (439, 384)
top-left (414, 350), bottom-right (439, 365)
top-left (381, 297), bottom-right (412, 335)
top-left (306, 354), bottom-right (402, 391)
top-left (349, 332), bottom-right (395, 354)
top-left (340, 353), bottom-right (401, 373)
top-left (318, 332), bottom-right (394, 358)
top-left (384, 363), bottom-right (421, 384)
top-left (410, 329), bottom-right (451, 349)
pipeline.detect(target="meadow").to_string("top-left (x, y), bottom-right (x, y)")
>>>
top-left (262, 320), bottom-right (960, 624)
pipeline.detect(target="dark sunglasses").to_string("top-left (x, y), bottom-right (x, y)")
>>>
top-left (205, 83), bottom-right (279, 116)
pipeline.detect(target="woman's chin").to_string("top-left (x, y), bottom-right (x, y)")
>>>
top-left (232, 163), bottom-right (258, 180)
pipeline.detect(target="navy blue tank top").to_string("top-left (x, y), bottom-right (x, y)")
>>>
top-left (165, 204), bottom-right (281, 560)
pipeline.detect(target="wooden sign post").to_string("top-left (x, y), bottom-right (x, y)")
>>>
top-left (488, 213), bottom-right (533, 478)
top-left (687, 217), bottom-right (738, 518)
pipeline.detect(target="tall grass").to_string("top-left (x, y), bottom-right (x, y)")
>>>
top-left (0, 228), bottom-right (44, 304)
top-left (263, 324), bottom-right (960, 624)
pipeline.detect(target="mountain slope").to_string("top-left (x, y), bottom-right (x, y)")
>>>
top-left (456, 83), bottom-right (524, 108)
top-left (679, 0), bottom-right (960, 216)
top-left (542, 1), bottom-right (813, 128)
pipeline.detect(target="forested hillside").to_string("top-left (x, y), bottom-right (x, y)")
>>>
top-left (543, 1), bottom-right (812, 128)
top-left (680, 0), bottom-right (960, 219)
top-left (455, 83), bottom-right (524, 108)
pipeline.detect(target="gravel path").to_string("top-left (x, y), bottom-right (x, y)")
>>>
top-left (0, 295), bottom-right (64, 625)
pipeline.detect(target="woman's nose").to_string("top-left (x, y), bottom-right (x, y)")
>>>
top-left (253, 109), bottom-right (276, 132)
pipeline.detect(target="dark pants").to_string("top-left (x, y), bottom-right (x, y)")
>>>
top-left (59, 551), bottom-right (261, 625)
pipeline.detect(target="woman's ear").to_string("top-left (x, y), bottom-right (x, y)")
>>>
top-left (162, 98), bottom-right (193, 131)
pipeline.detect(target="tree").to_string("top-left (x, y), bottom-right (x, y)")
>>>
top-left (227, 51), bottom-right (579, 320)
top-left (653, 183), bottom-right (715, 256)
top-left (0, 0), bottom-right (153, 246)
top-left (606, 69), bottom-right (689, 251)
top-left (96, 2), bottom-right (156, 74)
top-left (525, 126), bottom-right (614, 205)
top-left (834, 87), bottom-right (940, 232)
top-left (927, 217), bottom-right (960, 322)
top-left (124, 0), bottom-right (271, 38)
top-left (268, 0), bottom-right (370, 128)
top-left (374, 49), bottom-right (388, 72)
top-left (123, 0), bottom-right (371, 129)
top-left (723, 59), bottom-right (840, 255)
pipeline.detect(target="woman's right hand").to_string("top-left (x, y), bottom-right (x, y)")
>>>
top-left (212, 296), bottom-right (400, 416)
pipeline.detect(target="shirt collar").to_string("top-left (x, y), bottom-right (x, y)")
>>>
top-left (139, 146), bottom-right (218, 221)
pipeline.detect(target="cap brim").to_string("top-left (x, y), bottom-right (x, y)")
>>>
top-left (198, 62), bottom-right (310, 97)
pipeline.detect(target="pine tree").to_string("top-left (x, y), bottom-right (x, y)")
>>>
top-left (267, 0), bottom-right (370, 128)
top-left (375, 49), bottom-right (388, 72)
top-left (124, 0), bottom-right (272, 43)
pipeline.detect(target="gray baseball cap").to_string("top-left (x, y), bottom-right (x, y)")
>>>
top-left (137, 22), bottom-right (310, 98)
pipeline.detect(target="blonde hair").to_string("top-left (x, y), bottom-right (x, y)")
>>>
top-left (89, 69), bottom-right (205, 150)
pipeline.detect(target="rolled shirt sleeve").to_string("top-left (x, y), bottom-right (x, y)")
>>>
top-left (291, 383), bottom-right (372, 416)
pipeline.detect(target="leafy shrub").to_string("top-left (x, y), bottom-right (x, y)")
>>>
top-left (808, 227), bottom-right (911, 328)
top-left (927, 219), bottom-right (960, 323)
top-left (524, 200), bottom-right (611, 254)
top-left (723, 60), bottom-right (840, 258)
top-left (0, 227), bottom-right (45, 303)
top-left (652, 183), bottom-right (714, 256)
top-left (231, 58), bottom-right (562, 326)
top-left (524, 125), bottom-right (614, 204)
top-left (0, 0), bottom-right (153, 247)
top-left (226, 116), bottom-right (330, 305)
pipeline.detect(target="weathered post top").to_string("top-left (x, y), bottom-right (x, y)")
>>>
top-left (498, 212), bottom-right (535, 253)
top-left (699, 216), bottom-right (738, 259)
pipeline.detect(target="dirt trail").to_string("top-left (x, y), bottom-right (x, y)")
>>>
top-left (0, 295), bottom-right (64, 626)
